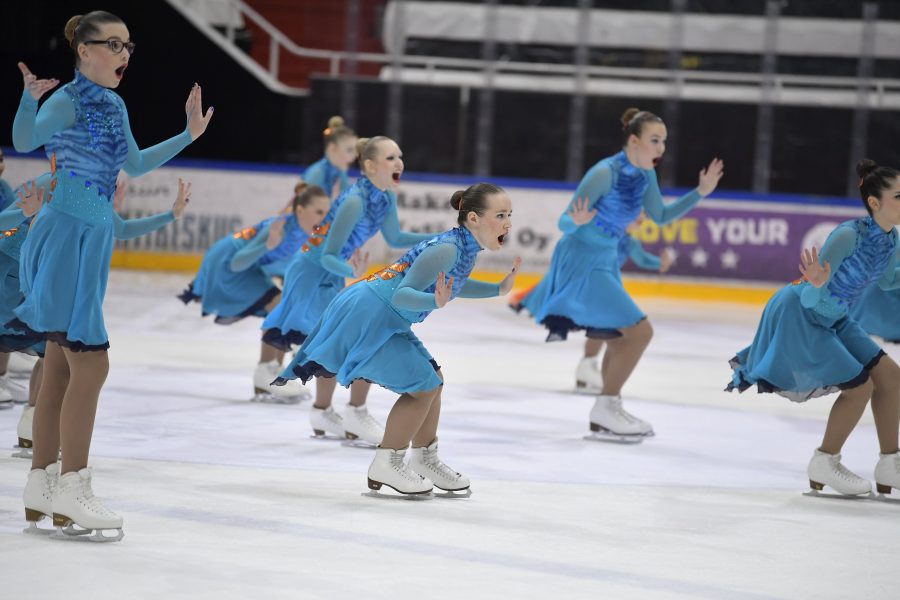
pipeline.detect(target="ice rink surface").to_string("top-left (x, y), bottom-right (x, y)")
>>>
top-left (1, 271), bottom-right (898, 599)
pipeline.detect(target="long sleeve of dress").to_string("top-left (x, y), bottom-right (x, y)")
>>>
top-left (119, 96), bottom-right (192, 178)
top-left (799, 226), bottom-right (856, 308)
top-left (230, 229), bottom-right (271, 272)
top-left (558, 166), bottom-right (613, 233)
top-left (12, 91), bottom-right (76, 152)
top-left (878, 251), bottom-right (900, 290)
top-left (0, 205), bottom-right (25, 231)
top-left (113, 210), bottom-right (175, 240)
top-left (391, 244), bottom-right (458, 312)
top-left (641, 173), bottom-right (702, 225)
top-left (0, 180), bottom-right (16, 211)
top-left (458, 278), bottom-right (500, 298)
top-left (626, 237), bottom-right (662, 270)
top-left (320, 195), bottom-right (365, 278)
top-left (381, 192), bottom-right (434, 247)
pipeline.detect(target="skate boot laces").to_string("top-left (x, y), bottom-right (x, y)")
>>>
top-left (420, 446), bottom-right (460, 482)
top-left (608, 396), bottom-right (639, 424)
top-left (75, 473), bottom-right (118, 519)
top-left (390, 451), bottom-right (424, 484)
top-left (829, 455), bottom-right (866, 485)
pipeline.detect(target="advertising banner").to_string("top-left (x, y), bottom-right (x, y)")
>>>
top-left (5, 156), bottom-right (864, 284)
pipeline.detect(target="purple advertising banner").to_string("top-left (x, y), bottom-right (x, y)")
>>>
top-left (622, 199), bottom-right (866, 284)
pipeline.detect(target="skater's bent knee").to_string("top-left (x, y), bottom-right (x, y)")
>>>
top-left (871, 357), bottom-right (900, 393)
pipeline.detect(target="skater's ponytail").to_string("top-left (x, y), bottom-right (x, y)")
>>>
top-left (292, 183), bottom-right (328, 210)
top-left (323, 116), bottom-right (356, 148)
top-left (65, 11), bottom-right (126, 66)
top-left (857, 159), bottom-right (900, 216)
top-left (621, 107), bottom-right (663, 144)
top-left (451, 183), bottom-right (505, 226)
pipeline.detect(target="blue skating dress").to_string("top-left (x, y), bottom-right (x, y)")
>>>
top-left (0, 174), bottom-right (176, 354)
top-left (848, 284), bottom-right (900, 343)
top-left (527, 151), bottom-right (701, 341)
top-left (0, 179), bottom-right (14, 209)
top-left (10, 70), bottom-right (192, 350)
top-left (519, 233), bottom-right (662, 318)
top-left (303, 156), bottom-right (350, 199)
top-left (178, 215), bottom-right (307, 324)
top-left (261, 176), bottom-right (432, 351)
top-left (727, 217), bottom-right (900, 402)
top-left (276, 226), bottom-right (499, 394)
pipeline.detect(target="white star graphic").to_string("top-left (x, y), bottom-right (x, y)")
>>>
top-left (663, 246), bottom-right (677, 265)
top-left (690, 248), bottom-right (709, 268)
top-left (721, 249), bottom-right (739, 269)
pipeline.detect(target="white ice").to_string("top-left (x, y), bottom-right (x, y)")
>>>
top-left (1, 271), bottom-right (898, 600)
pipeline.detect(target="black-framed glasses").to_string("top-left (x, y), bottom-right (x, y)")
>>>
top-left (84, 39), bottom-right (136, 55)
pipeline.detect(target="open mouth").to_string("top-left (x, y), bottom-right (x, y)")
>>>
top-left (115, 64), bottom-right (128, 79)
top-left (652, 157), bottom-right (661, 167)
top-left (392, 172), bottom-right (402, 183)
top-left (498, 233), bottom-right (507, 246)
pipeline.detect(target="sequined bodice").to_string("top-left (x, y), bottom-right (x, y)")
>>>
top-left (45, 71), bottom-right (128, 199)
top-left (591, 151), bottom-right (651, 240)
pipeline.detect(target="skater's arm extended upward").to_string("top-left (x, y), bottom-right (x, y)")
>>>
top-left (641, 173), bottom-right (702, 225)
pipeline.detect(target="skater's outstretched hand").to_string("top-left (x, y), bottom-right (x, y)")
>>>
top-left (185, 84), bottom-right (214, 141)
top-left (799, 246), bottom-right (830, 287)
top-left (567, 196), bottom-right (597, 226)
top-left (266, 217), bottom-right (286, 249)
top-left (172, 178), bottom-right (192, 219)
top-left (659, 248), bottom-right (674, 273)
top-left (498, 257), bottom-right (522, 296)
top-left (434, 272), bottom-right (455, 308)
top-left (18, 62), bottom-right (59, 101)
top-left (15, 180), bottom-right (46, 218)
top-left (349, 248), bottom-right (370, 278)
top-left (697, 158), bottom-right (724, 197)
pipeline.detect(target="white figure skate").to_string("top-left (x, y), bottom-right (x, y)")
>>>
top-left (408, 440), bottom-right (471, 498)
top-left (803, 449), bottom-right (873, 500)
top-left (309, 406), bottom-right (345, 440)
top-left (0, 374), bottom-right (28, 404)
top-left (23, 463), bottom-right (58, 535)
top-left (574, 357), bottom-right (603, 395)
top-left (341, 404), bottom-right (384, 448)
top-left (251, 360), bottom-right (310, 404)
top-left (365, 447), bottom-right (433, 499)
top-left (8, 352), bottom-right (38, 378)
top-left (52, 468), bottom-right (124, 542)
top-left (874, 451), bottom-right (900, 504)
top-left (585, 395), bottom-right (652, 444)
top-left (13, 405), bottom-right (34, 459)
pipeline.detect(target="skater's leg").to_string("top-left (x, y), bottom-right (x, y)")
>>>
top-left (313, 375), bottom-right (338, 409)
top-left (31, 343), bottom-right (68, 470)
top-left (259, 341), bottom-right (282, 364)
top-left (28, 358), bottom-right (43, 408)
top-left (584, 338), bottom-right (604, 359)
top-left (264, 292), bottom-right (282, 313)
top-left (0, 352), bottom-right (8, 376)
top-left (601, 319), bottom-right (653, 397)
top-left (349, 379), bottom-right (371, 408)
top-left (381, 386), bottom-right (441, 451)
top-left (412, 384), bottom-right (442, 448)
top-left (58, 348), bottom-right (109, 474)
top-left (819, 380), bottom-right (873, 455)
top-left (869, 356), bottom-right (900, 454)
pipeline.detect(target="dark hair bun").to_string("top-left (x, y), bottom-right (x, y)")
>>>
top-left (64, 15), bottom-right (83, 46)
top-left (621, 107), bottom-right (640, 128)
top-left (450, 190), bottom-right (465, 211)
top-left (856, 159), bottom-right (878, 179)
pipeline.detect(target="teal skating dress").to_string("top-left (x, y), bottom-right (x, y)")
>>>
top-left (10, 70), bottom-right (192, 350)
top-left (261, 176), bottom-right (431, 350)
top-left (276, 226), bottom-right (499, 394)
top-left (178, 215), bottom-right (307, 324)
top-left (531, 151), bottom-right (701, 341)
top-left (727, 217), bottom-right (900, 402)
